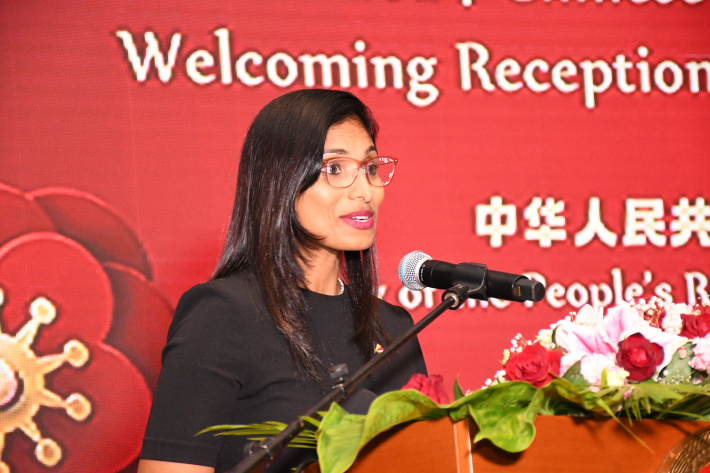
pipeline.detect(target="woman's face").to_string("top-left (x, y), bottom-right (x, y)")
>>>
top-left (295, 118), bottom-right (385, 255)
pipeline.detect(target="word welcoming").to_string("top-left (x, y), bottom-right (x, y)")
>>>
top-left (114, 29), bottom-right (709, 109)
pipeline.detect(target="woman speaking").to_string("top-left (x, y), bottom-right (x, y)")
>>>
top-left (138, 89), bottom-right (427, 473)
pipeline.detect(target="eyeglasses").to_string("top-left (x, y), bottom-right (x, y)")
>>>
top-left (320, 157), bottom-right (398, 188)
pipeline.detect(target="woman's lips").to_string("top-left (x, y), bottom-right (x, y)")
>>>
top-left (340, 210), bottom-right (375, 230)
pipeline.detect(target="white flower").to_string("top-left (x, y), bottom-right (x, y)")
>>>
top-left (661, 303), bottom-right (691, 335)
top-left (580, 353), bottom-right (629, 386)
top-left (536, 328), bottom-right (554, 349)
top-left (579, 354), bottom-right (612, 385)
top-left (501, 349), bottom-right (511, 364)
top-left (483, 370), bottom-right (507, 388)
top-left (574, 305), bottom-right (602, 326)
top-left (606, 366), bottom-right (630, 386)
top-left (576, 354), bottom-right (630, 387)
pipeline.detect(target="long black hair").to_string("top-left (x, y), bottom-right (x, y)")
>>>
top-left (213, 89), bottom-right (388, 381)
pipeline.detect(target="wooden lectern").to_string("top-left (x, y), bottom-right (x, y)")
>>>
top-left (305, 416), bottom-right (710, 473)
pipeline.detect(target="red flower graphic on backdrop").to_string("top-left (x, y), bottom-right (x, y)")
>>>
top-left (0, 183), bottom-right (173, 473)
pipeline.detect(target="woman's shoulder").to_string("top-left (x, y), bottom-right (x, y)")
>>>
top-left (178, 271), bottom-right (258, 305)
top-left (375, 297), bottom-right (415, 328)
top-left (168, 272), bottom-right (263, 337)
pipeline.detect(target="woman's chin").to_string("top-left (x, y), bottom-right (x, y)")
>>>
top-left (332, 239), bottom-right (376, 253)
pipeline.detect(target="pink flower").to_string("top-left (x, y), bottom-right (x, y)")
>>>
top-left (403, 374), bottom-right (450, 404)
top-left (690, 336), bottom-right (710, 372)
top-left (555, 304), bottom-right (643, 373)
top-left (554, 303), bottom-right (688, 380)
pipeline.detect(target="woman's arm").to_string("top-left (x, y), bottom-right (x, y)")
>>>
top-left (140, 281), bottom-right (249, 470)
top-left (137, 459), bottom-right (214, 473)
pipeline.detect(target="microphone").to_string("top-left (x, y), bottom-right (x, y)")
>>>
top-left (398, 251), bottom-right (545, 302)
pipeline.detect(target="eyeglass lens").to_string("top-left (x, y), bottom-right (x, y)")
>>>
top-left (323, 157), bottom-right (396, 188)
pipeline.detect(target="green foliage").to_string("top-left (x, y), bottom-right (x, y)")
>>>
top-left (661, 342), bottom-right (694, 384)
top-left (316, 404), bottom-right (367, 473)
top-left (315, 384), bottom-right (542, 473)
top-left (201, 380), bottom-right (710, 473)
top-left (561, 360), bottom-right (586, 385)
top-left (197, 421), bottom-right (317, 448)
top-left (314, 379), bottom-right (710, 473)
top-left (624, 382), bottom-right (710, 420)
top-left (460, 382), bottom-right (542, 452)
top-left (317, 390), bottom-right (448, 473)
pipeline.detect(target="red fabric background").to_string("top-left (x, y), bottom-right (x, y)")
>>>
top-left (1, 1), bottom-right (708, 471)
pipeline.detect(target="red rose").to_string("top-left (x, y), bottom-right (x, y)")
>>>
top-left (616, 333), bottom-right (664, 382)
top-left (680, 311), bottom-right (710, 339)
top-left (402, 374), bottom-right (450, 404)
top-left (504, 344), bottom-right (562, 388)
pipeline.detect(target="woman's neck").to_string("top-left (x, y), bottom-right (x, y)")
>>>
top-left (299, 248), bottom-right (341, 295)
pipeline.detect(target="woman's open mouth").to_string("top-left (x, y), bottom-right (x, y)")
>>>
top-left (340, 210), bottom-right (375, 229)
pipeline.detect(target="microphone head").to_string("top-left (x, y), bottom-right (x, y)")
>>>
top-left (398, 251), bottom-right (431, 291)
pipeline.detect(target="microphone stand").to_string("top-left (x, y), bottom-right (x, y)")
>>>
top-left (227, 282), bottom-right (479, 473)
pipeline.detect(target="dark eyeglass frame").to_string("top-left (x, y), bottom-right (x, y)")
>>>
top-left (320, 156), bottom-right (398, 189)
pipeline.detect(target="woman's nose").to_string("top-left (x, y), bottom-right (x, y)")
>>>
top-left (348, 169), bottom-right (372, 201)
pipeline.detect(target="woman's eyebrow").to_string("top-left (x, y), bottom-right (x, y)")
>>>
top-left (323, 145), bottom-right (378, 155)
top-left (323, 148), bottom-right (349, 155)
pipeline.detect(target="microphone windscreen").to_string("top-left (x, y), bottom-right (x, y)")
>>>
top-left (398, 251), bottom-right (431, 290)
top-left (340, 389), bottom-right (378, 415)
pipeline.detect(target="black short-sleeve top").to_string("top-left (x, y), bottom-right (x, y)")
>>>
top-left (140, 272), bottom-right (427, 472)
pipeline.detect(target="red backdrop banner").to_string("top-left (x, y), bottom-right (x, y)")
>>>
top-left (1, 1), bottom-right (709, 471)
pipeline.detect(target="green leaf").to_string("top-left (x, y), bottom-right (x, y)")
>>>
top-left (196, 421), bottom-right (288, 436)
top-left (453, 378), bottom-right (465, 400)
top-left (359, 390), bottom-right (448, 443)
top-left (624, 382), bottom-right (710, 420)
top-left (316, 403), bottom-right (367, 473)
top-left (547, 378), bottom-right (623, 417)
top-left (301, 416), bottom-right (322, 429)
top-left (196, 421), bottom-right (317, 448)
top-left (316, 390), bottom-right (447, 473)
top-left (660, 342), bottom-right (694, 384)
top-left (561, 360), bottom-right (586, 386)
top-left (462, 382), bottom-right (542, 452)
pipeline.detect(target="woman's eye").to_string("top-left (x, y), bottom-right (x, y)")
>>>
top-left (366, 163), bottom-right (379, 176)
top-left (325, 162), bottom-right (343, 174)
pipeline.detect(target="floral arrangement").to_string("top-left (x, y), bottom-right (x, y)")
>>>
top-left (208, 299), bottom-right (710, 473)
top-left (495, 298), bottom-right (710, 390)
